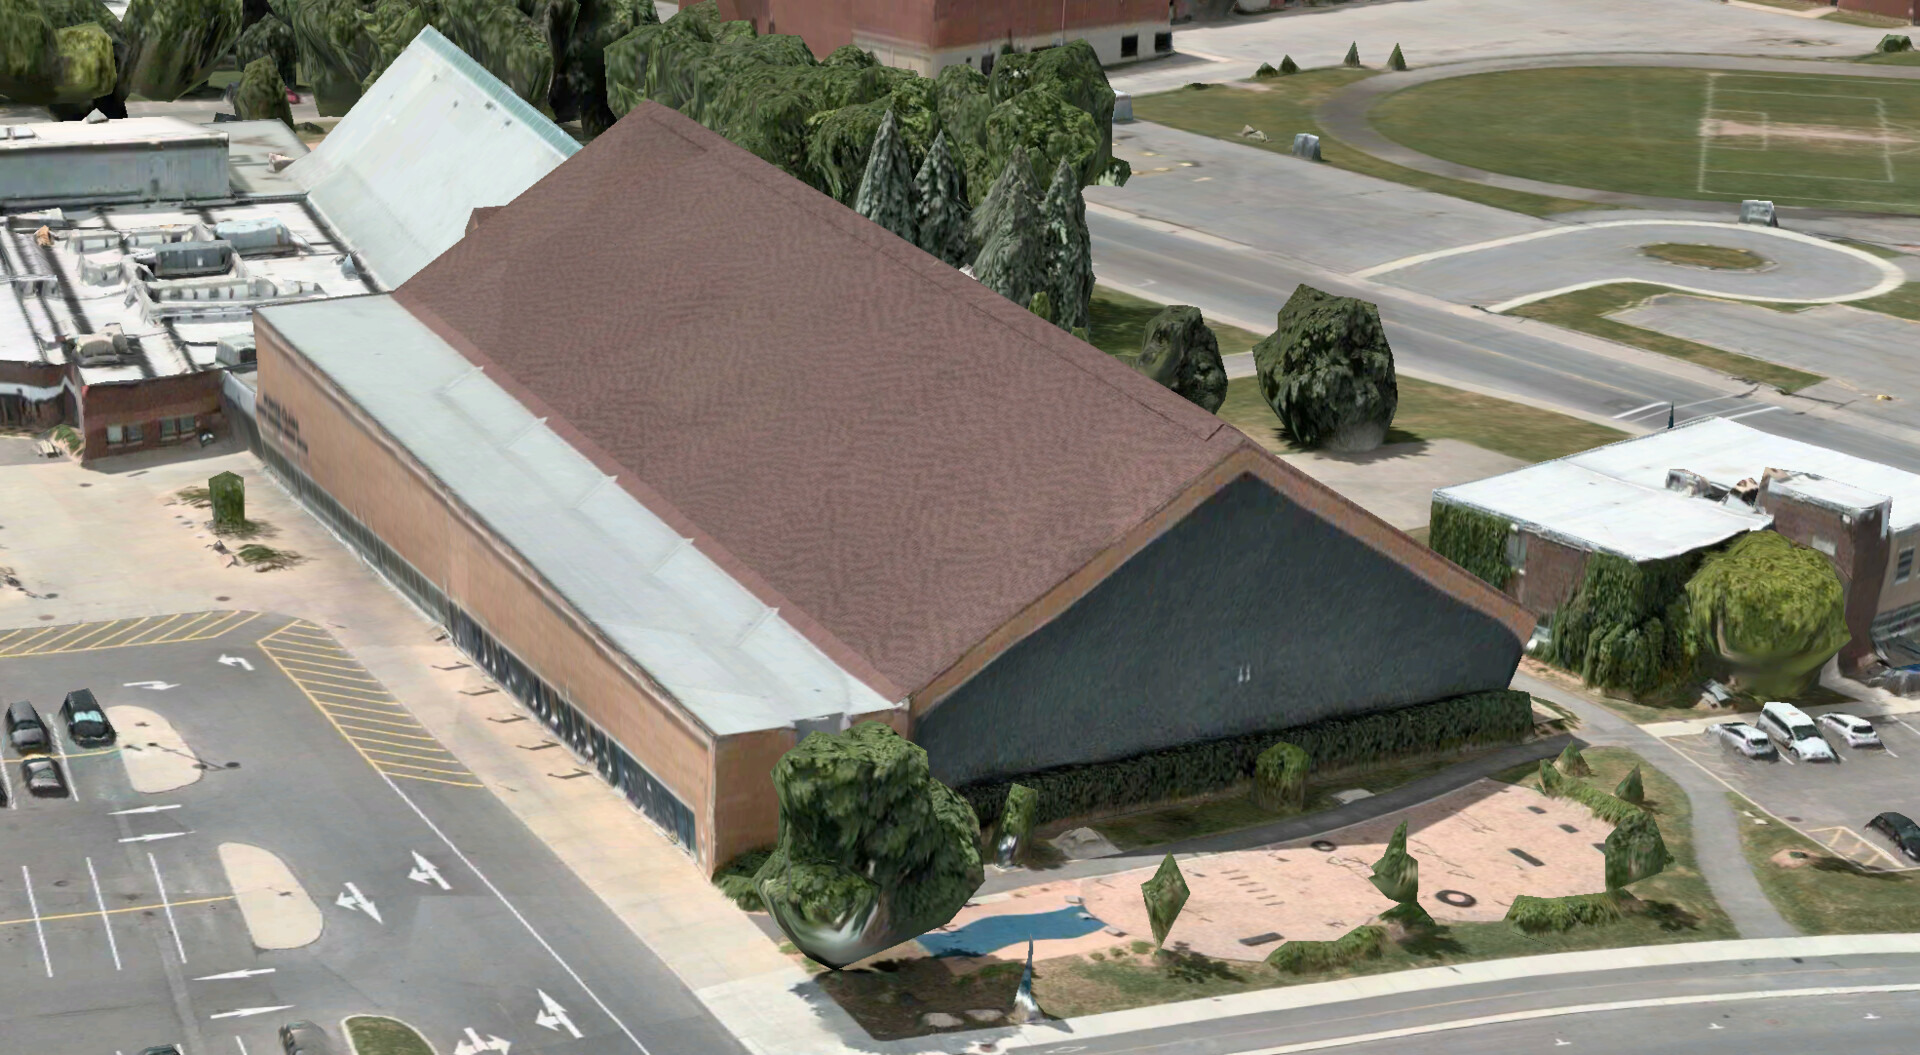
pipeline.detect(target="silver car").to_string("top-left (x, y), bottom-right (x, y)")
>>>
top-left (22, 757), bottom-right (67, 797)
top-left (1818, 712), bottom-right (1883, 749)
top-left (1715, 721), bottom-right (1777, 759)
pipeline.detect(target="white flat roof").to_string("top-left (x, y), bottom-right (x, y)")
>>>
top-left (1, 117), bottom-right (222, 149)
top-left (258, 293), bottom-right (895, 737)
top-left (1436, 417), bottom-right (1920, 560)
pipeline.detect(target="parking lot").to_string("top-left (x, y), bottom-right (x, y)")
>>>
top-left (1661, 705), bottom-right (1920, 870)
top-left (0, 611), bottom-right (743, 1055)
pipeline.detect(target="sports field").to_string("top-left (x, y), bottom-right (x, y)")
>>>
top-left (1370, 67), bottom-right (1920, 213)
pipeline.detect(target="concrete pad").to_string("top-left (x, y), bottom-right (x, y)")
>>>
top-left (217, 841), bottom-right (323, 949)
top-left (1278, 438), bottom-right (1526, 529)
top-left (111, 704), bottom-right (203, 793)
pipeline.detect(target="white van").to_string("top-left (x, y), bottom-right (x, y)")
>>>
top-left (1759, 702), bottom-right (1836, 762)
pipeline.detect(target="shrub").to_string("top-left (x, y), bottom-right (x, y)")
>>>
top-left (1133, 305), bottom-right (1228, 414)
top-left (1878, 33), bottom-right (1912, 52)
top-left (1001, 784), bottom-right (1038, 845)
top-left (1255, 62), bottom-right (1278, 77)
top-left (1604, 809), bottom-right (1673, 892)
top-left (1251, 284), bottom-right (1398, 452)
top-left (1505, 892), bottom-right (1622, 933)
top-left (1555, 743), bottom-right (1591, 778)
top-left (1615, 764), bottom-right (1644, 806)
top-left (1267, 925), bottom-right (1386, 973)
top-left (1547, 551), bottom-right (1701, 694)
top-left (1387, 43), bottom-right (1406, 70)
top-left (1142, 855), bottom-right (1190, 947)
top-left (1541, 772), bottom-right (1644, 826)
top-left (1279, 55), bottom-right (1298, 75)
top-left (1343, 42), bottom-right (1360, 67)
top-left (1686, 531), bottom-right (1849, 699)
top-left (1428, 502), bottom-right (1512, 589)
top-left (713, 848), bottom-right (771, 911)
top-left (962, 689), bottom-right (1533, 827)
top-left (1252, 740), bottom-right (1309, 812)
top-left (51, 424), bottom-right (81, 452)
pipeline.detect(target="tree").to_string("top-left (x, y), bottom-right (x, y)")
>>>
top-left (1615, 764), bottom-right (1645, 807)
top-left (970, 147), bottom-right (1047, 311)
top-left (1555, 743), bottom-right (1591, 778)
top-left (1141, 854), bottom-right (1189, 947)
top-left (1685, 531), bottom-right (1849, 698)
top-left (1134, 305), bottom-right (1228, 413)
top-left (1343, 42), bottom-right (1360, 67)
top-left (913, 129), bottom-right (971, 267)
top-left (1251, 284), bottom-right (1398, 452)
top-left (1388, 43), bottom-right (1407, 70)
top-left (853, 107), bottom-right (918, 244)
top-left (120, 0), bottom-right (243, 101)
top-left (1603, 810), bottom-right (1673, 894)
top-left (1369, 821), bottom-right (1434, 934)
top-left (1028, 290), bottom-right (1053, 323)
top-left (1251, 740), bottom-right (1308, 813)
top-left (1279, 54), bottom-right (1298, 75)
top-left (544, 0), bottom-right (655, 135)
top-left (752, 722), bottom-right (983, 970)
top-left (233, 11), bottom-right (297, 91)
top-left (234, 54), bottom-right (294, 127)
top-left (1040, 158), bottom-right (1092, 332)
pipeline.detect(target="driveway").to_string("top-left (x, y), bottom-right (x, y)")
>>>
top-left (1119, 0), bottom-right (1891, 96)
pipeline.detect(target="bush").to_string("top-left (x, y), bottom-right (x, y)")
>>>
top-left (1343, 42), bottom-right (1360, 67)
top-left (1387, 43), bottom-right (1406, 70)
top-left (1267, 925), bottom-right (1386, 973)
top-left (1142, 854), bottom-right (1190, 947)
top-left (1428, 502), bottom-right (1512, 589)
top-left (1254, 62), bottom-right (1278, 77)
top-left (1251, 284), bottom-right (1398, 452)
top-left (1615, 764), bottom-right (1644, 806)
top-left (1555, 743), bottom-right (1591, 778)
top-left (713, 848), bottom-right (771, 911)
top-left (1686, 531), bottom-right (1849, 699)
top-left (1001, 784), bottom-right (1038, 844)
top-left (1541, 771), bottom-right (1644, 826)
top-left (1133, 304), bottom-right (1227, 413)
top-left (962, 689), bottom-right (1533, 827)
top-left (1879, 33), bottom-right (1913, 52)
top-left (1252, 740), bottom-right (1309, 813)
top-left (1604, 809), bottom-right (1673, 891)
top-left (1505, 892), bottom-right (1622, 933)
top-left (50, 424), bottom-right (81, 452)
top-left (1546, 551), bottom-right (1701, 695)
top-left (1279, 55), bottom-right (1298, 75)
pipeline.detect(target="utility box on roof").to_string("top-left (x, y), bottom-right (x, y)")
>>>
top-left (150, 240), bottom-right (234, 278)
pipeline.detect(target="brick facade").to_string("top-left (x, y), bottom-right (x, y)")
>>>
top-left (76, 371), bottom-right (225, 463)
top-left (1838, 0), bottom-right (1915, 22)
top-left (1513, 530), bottom-right (1591, 618)
top-left (716, 0), bottom-right (1172, 72)
top-left (1759, 480), bottom-right (1891, 674)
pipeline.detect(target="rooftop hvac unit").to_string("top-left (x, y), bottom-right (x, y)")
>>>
top-left (147, 239), bottom-right (234, 278)
top-left (64, 324), bottom-right (129, 366)
top-left (215, 334), bottom-right (256, 368)
top-left (213, 218), bottom-right (294, 255)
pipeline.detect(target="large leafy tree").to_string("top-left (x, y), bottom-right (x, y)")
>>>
top-left (753, 722), bottom-right (983, 970)
top-left (1133, 305), bottom-right (1227, 413)
top-left (121, 0), bottom-right (244, 101)
top-left (853, 107), bottom-right (916, 244)
top-left (1251, 284), bottom-right (1399, 452)
top-left (1039, 157), bottom-right (1092, 332)
top-left (233, 10), bottom-right (297, 91)
top-left (970, 147), bottom-right (1047, 311)
top-left (913, 129), bottom-right (971, 267)
top-left (234, 53), bottom-right (293, 125)
top-left (1685, 530), bottom-right (1849, 698)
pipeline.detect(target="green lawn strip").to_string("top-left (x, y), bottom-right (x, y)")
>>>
top-left (1504, 283), bottom-right (1826, 393)
top-left (1825, 235), bottom-right (1909, 259)
top-left (343, 1016), bottom-right (434, 1055)
top-left (1368, 66), bottom-right (1920, 215)
top-left (1757, 280), bottom-right (1920, 325)
top-left (1131, 75), bottom-right (1608, 219)
top-left (1853, 49), bottom-right (1920, 65)
top-left (1824, 7), bottom-right (1913, 26)
top-left (1641, 243), bottom-right (1767, 270)
top-left (1087, 286), bottom-right (1262, 361)
top-left (1728, 792), bottom-right (1920, 933)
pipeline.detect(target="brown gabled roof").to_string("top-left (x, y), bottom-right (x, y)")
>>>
top-left (393, 101), bottom-right (1525, 703)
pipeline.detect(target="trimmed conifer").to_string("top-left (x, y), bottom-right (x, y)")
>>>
top-left (1040, 159), bottom-right (1092, 332)
top-left (1279, 55), bottom-right (1299, 74)
top-left (1344, 42), bottom-right (1361, 67)
top-left (912, 129), bottom-right (971, 267)
top-left (1388, 43), bottom-right (1407, 70)
top-left (853, 108), bottom-right (918, 245)
top-left (971, 148), bottom-right (1048, 310)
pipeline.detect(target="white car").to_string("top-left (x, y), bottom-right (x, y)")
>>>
top-left (1818, 712), bottom-right (1883, 749)
top-left (1714, 721), bottom-right (1777, 759)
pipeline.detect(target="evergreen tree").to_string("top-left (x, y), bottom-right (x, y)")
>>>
top-left (913, 129), bottom-right (972, 268)
top-left (1028, 290), bottom-right (1053, 323)
top-left (1040, 158), bottom-right (1093, 332)
top-left (1279, 55), bottom-right (1299, 75)
top-left (853, 108), bottom-right (917, 245)
top-left (971, 148), bottom-right (1047, 310)
top-left (1344, 42), bottom-right (1361, 67)
top-left (1388, 43), bottom-right (1407, 71)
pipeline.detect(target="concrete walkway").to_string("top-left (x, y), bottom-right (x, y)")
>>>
top-left (1316, 52), bottom-right (1920, 223)
top-left (1514, 671), bottom-right (1798, 939)
top-left (979, 734), bottom-right (1568, 895)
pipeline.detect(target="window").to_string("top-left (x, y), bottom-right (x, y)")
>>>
top-left (1154, 31), bottom-right (1173, 53)
top-left (982, 51), bottom-right (995, 75)
top-left (1121, 34), bottom-right (1139, 58)
top-left (1900, 547), bottom-right (1915, 584)
top-left (106, 423), bottom-right (143, 446)
top-left (1504, 528), bottom-right (1527, 571)
top-left (160, 416), bottom-right (193, 441)
top-left (124, 422), bottom-right (143, 444)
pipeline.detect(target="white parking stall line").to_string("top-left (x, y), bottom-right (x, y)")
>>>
top-left (236, 1037), bottom-right (250, 1054)
top-left (21, 865), bottom-right (51, 977)
top-left (54, 727), bottom-right (80, 803)
top-left (1718, 405), bottom-right (1782, 422)
top-left (87, 856), bottom-right (123, 971)
top-left (148, 852), bottom-right (188, 964)
top-left (1613, 401), bottom-right (1669, 420)
top-left (0, 745), bottom-right (13, 809)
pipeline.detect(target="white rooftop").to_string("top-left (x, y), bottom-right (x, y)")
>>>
top-left (0, 116), bottom-right (223, 149)
top-left (257, 294), bottom-right (896, 736)
top-left (1436, 417), bottom-right (1920, 560)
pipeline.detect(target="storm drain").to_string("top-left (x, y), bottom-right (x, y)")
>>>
top-left (1558, 824), bottom-right (1579, 833)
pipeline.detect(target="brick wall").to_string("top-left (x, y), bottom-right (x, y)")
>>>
top-left (77, 371), bottom-right (224, 463)
top-left (1838, 0), bottom-right (1914, 23)
top-left (719, 0), bottom-right (1168, 59)
top-left (1515, 530), bottom-right (1590, 618)
top-left (1761, 486), bottom-right (1891, 673)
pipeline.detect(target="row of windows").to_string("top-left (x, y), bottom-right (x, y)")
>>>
top-left (259, 439), bottom-right (699, 853)
top-left (104, 415), bottom-right (202, 446)
top-left (1899, 546), bottom-right (1914, 584)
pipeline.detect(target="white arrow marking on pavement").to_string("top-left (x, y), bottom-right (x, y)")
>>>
top-left (1554, 1042), bottom-right (1570, 1048)
top-left (336, 882), bottom-right (382, 923)
top-left (110, 804), bottom-right (182, 816)
top-left (1708, 1023), bottom-right (1723, 1030)
top-left (408, 851), bottom-right (450, 891)
top-left (210, 1005), bottom-right (295, 1020)
top-left (123, 681), bottom-right (179, 691)
top-left (119, 832), bottom-right (190, 843)
top-left (1866, 1013), bottom-right (1881, 1019)
top-left (535, 990), bottom-right (582, 1039)
top-left (453, 1027), bottom-right (512, 1054)
top-left (193, 967), bottom-right (277, 981)
top-left (218, 655), bottom-right (255, 671)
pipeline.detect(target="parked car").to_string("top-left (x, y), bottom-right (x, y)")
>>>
top-left (22, 757), bottom-right (66, 797)
top-left (1715, 721), bottom-right (1777, 759)
top-left (1819, 712), bottom-right (1882, 749)
top-left (5, 700), bottom-right (47, 754)
top-left (1759, 701), bottom-right (1836, 762)
top-left (138, 1047), bottom-right (182, 1055)
top-left (1869, 812), bottom-right (1920, 862)
top-left (59, 689), bottom-right (115, 746)
top-left (280, 1020), bottom-right (337, 1055)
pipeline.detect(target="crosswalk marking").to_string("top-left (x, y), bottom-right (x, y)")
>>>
top-left (0, 612), bottom-right (262, 658)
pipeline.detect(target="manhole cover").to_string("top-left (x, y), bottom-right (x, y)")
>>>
top-left (1785, 816), bottom-right (1803, 822)
top-left (1311, 840), bottom-right (1336, 852)
top-left (1435, 890), bottom-right (1476, 908)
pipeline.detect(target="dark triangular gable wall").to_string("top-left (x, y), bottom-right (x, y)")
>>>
top-left (914, 474), bottom-right (1526, 789)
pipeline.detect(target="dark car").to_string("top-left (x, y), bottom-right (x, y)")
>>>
top-left (280, 1020), bottom-right (337, 1054)
top-left (5, 700), bottom-right (47, 754)
top-left (1869, 812), bottom-right (1920, 862)
top-left (22, 757), bottom-right (66, 798)
top-left (138, 1047), bottom-right (183, 1055)
top-left (60, 689), bottom-right (115, 746)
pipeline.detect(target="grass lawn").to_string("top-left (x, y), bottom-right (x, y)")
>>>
top-left (1132, 74), bottom-right (1609, 219)
top-left (1759, 279), bottom-right (1920, 324)
top-left (1825, 7), bottom-right (1913, 25)
top-left (1853, 48), bottom-right (1920, 64)
top-left (1641, 243), bottom-right (1767, 270)
top-left (343, 1017), bottom-right (433, 1055)
top-left (1731, 792), bottom-right (1920, 933)
top-left (1089, 287), bottom-right (1626, 463)
top-left (1504, 282), bottom-right (1826, 393)
top-left (1370, 66), bottom-right (1920, 215)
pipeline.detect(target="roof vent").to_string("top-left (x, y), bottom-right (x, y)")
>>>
top-left (64, 323), bottom-right (129, 366)
top-left (1666, 469), bottom-right (1712, 497)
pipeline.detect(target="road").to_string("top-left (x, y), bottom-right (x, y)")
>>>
top-left (1007, 951), bottom-right (1920, 1055)
top-left (0, 612), bottom-right (746, 1055)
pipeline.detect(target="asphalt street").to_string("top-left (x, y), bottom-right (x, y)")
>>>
top-left (0, 612), bottom-right (747, 1055)
top-left (1089, 213), bottom-right (1920, 472)
top-left (1007, 952), bottom-right (1920, 1055)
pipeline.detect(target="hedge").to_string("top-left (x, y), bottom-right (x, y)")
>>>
top-left (1542, 771), bottom-right (1645, 826)
top-left (963, 689), bottom-right (1532, 827)
top-left (712, 848), bottom-right (771, 911)
top-left (1546, 551), bottom-right (1700, 695)
top-left (1266, 924), bottom-right (1387, 973)
top-left (1251, 740), bottom-right (1309, 812)
top-left (1505, 892), bottom-right (1623, 933)
top-left (1428, 502), bottom-right (1512, 589)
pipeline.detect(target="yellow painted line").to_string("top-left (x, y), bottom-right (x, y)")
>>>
top-left (272, 627), bottom-right (339, 644)
top-left (18, 621), bottom-right (115, 654)
top-left (385, 771), bottom-right (486, 789)
top-left (0, 894), bottom-right (235, 930)
top-left (0, 626), bottom-right (40, 648)
top-left (360, 745), bottom-right (465, 765)
top-left (318, 710), bottom-right (422, 730)
top-left (369, 758), bottom-right (471, 777)
top-left (149, 611), bottom-right (224, 641)
top-left (57, 617), bottom-right (148, 652)
top-left (263, 643), bottom-right (355, 663)
top-left (318, 701), bottom-right (415, 720)
top-left (346, 733), bottom-right (452, 753)
top-left (180, 611), bottom-right (263, 641)
top-left (277, 664), bottom-right (382, 684)
top-left (86, 616), bottom-right (169, 649)
top-left (0, 625), bottom-right (69, 655)
top-left (2, 746), bottom-right (122, 764)
top-left (339, 724), bottom-right (439, 743)
top-left (272, 656), bottom-right (366, 675)
top-left (115, 612), bottom-right (196, 648)
top-left (306, 689), bottom-right (402, 708)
